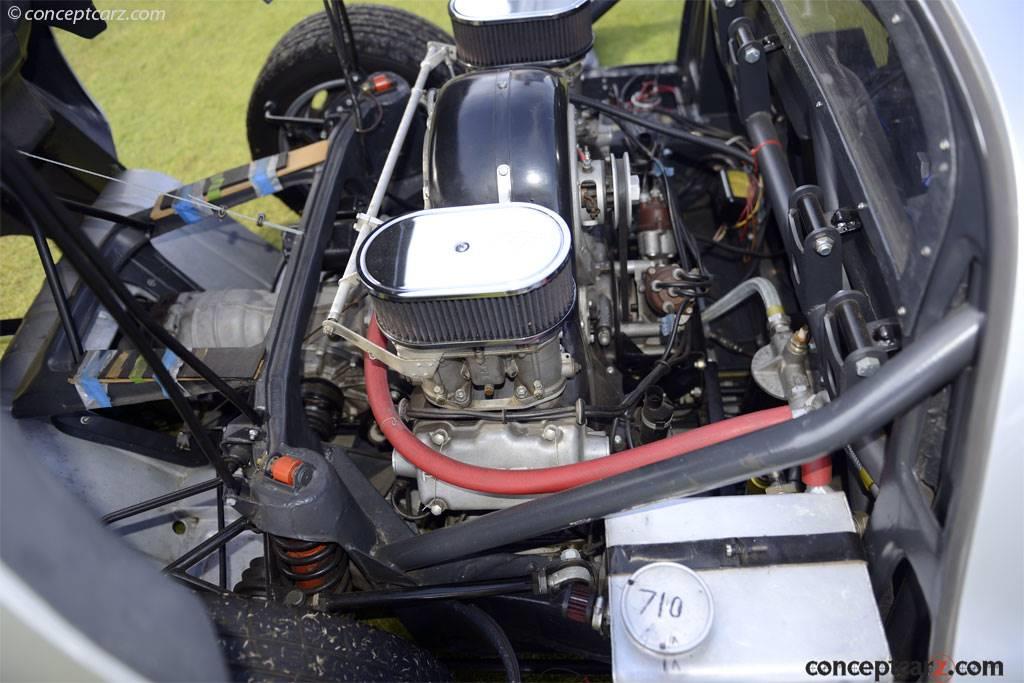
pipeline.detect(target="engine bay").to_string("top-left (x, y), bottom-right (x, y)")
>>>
top-left (0, 0), bottom-right (997, 679)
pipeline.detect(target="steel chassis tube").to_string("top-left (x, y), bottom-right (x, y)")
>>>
top-left (376, 306), bottom-right (982, 569)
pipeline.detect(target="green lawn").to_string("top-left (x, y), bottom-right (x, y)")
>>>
top-left (0, 0), bottom-right (684, 356)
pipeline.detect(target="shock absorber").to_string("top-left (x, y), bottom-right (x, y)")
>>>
top-left (270, 536), bottom-right (349, 595)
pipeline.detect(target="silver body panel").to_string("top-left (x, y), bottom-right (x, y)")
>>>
top-left (606, 493), bottom-right (891, 681)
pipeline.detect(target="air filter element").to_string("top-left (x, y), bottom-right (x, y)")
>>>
top-left (357, 203), bottom-right (574, 347)
top-left (448, 0), bottom-right (593, 67)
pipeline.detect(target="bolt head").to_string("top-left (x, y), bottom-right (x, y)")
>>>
top-left (515, 385), bottom-right (529, 399)
top-left (742, 45), bottom-right (761, 63)
top-left (814, 235), bottom-right (834, 256)
top-left (454, 388), bottom-right (467, 401)
top-left (855, 356), bottom-right (881, 377)
top-left (454, 241), bottom-right (470, 253)
top-left (248, 428), bottom-right (259, 440)
top-left (427, 499), bottom-right (446, 516)
top-left (541, 425), bottom-right (560, 442)
top-left (430, 430), bottom-right (448, 446)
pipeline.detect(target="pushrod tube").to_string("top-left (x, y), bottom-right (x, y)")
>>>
top-left (376, 306), bottom-right (983, 570)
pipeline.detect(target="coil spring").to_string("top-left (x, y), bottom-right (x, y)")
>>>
top-left (270, 536), bottom-right (348, 595)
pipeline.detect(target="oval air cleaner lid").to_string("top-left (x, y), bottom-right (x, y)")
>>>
top-left (357, 203), bottom-right (575, 346)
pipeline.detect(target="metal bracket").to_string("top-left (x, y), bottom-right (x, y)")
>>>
top-left (321, 318), bottom-right (439, 380)
top-left (496, 163), bottom-right (512, 203)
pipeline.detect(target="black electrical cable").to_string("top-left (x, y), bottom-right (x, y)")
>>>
top-left (322, 0), bottom-right (371, 167)
top-left (616, 123), bottom-right (710, 285)
top-left (570, 94), bottom-right (752, 163)
top-left (448, 603), bottom-right (521, 683)
top-left (1, 146), bottom-right (242, 490)
top-left (334, 0), bottom-right (361, 73)
top-left (695, 234), bottom-right (783, 258)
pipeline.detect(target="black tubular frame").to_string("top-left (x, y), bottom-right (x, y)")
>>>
top-left (26, 211), bottom-right (83, 363)
top-left (101, 477), bottom-right (221, 525)
top-left (163, 517), bottom-right (250, 574)
top-left (375, 306), bottom-right (981, 569)
top-left (1, 145), bottom-right (241, 489)
top-left (7, 157), bottom-right (260, 425)
top-left (314, 577), bottom-right (534, 612)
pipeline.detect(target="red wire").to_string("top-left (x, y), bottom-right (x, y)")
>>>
top-left (749, 138), bottom-right (781, 175)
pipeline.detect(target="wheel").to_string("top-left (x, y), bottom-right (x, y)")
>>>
top-left (246, 5), bottom-right (453, 214)
top-left (202, 592), bottom-right (451, 682)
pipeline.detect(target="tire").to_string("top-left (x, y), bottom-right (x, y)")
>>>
top-left (202, 592), bottom-right (450, 682)
top-left (246, 5), bottom-right (453, 213)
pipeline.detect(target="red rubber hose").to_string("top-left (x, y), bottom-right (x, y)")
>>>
top-left (364, 316), bottom-right (793, 495)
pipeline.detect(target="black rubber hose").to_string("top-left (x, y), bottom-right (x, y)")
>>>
top-left (449, 603), bottom-right (521, 683)
top-left (377, 306), bottom-right (983, 570)
top-left (570, 94), bottom-right (752, 163)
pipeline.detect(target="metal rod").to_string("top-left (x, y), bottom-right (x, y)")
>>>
top-left (217, 483), bottom-right (228, 589)
top-left (27, 217), bottom-right (83, 363)
top-left (102, 478), bottom-right (221, 525)
top-left (167, 569), bottom-right (230, 595)
top-left (164, 517), bottom-right (249, 573)
top-left (59, 196), bottom-right (154, 233)
top-left (15, 160), bottom-right (260, 425)
top-left (326, 42), bottom-right (450, 323)
top-left (314, 577), bottom-right (533, 612)
top-left (2, 148), bottom-right (240, 490)
top-left (377, 306), bottom-right (983, 569)
top-left (263, 533), bottom-right (274, 598)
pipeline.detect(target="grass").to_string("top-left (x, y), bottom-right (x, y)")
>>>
top-left (0, 0), bottom-right (684, 357)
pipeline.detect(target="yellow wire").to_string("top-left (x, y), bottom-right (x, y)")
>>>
top-left (734, 176), bottom-right (764, 229)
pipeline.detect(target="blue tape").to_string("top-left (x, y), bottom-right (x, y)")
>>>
top-left (75, 352), bottom-right (113, 409)
top-left (249, 154), bottom-right (282, 197)
top-left (158, 348), bottom-right (182, 399)
top-left (172, 181), bottom-right (212, 223)
top-left (172, 197), bottom-right (204, 223)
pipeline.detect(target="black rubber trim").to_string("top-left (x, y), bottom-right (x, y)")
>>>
top-left (608, 532), bottom-right (865, 574)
